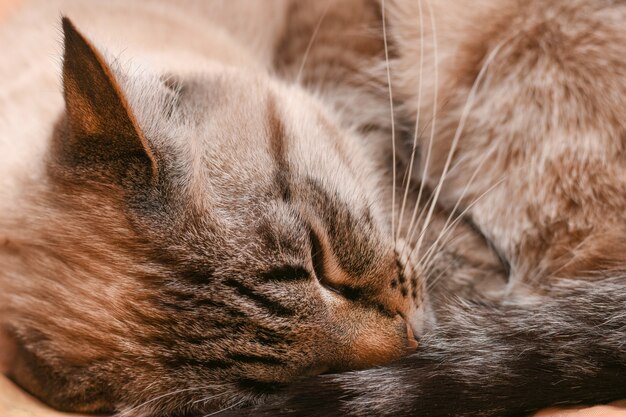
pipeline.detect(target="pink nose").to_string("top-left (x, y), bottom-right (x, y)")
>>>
top-left (406, 321), bottom-right (418, 351)
top-left (402, 297), bottom-right (433, 346)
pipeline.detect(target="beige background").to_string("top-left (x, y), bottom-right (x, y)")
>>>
top-left (0, 1), bottom-right (624, 416)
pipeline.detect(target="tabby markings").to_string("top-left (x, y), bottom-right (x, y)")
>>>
top-left (223, 279), bottom-right (296, 317)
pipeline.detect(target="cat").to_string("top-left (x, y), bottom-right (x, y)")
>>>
top-left (4, 0), bottom-right (623, 416)
top-left (223, 0), bottom-right (626, 415)
top-left (0, 0), bottom-right (479, 415)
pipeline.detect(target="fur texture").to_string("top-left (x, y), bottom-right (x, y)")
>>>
top-left (226, 0), bottom-right (626, 415)
top-left (226, 278), bottom-right (626, 416)
top-left (0, 1), bottom-right (438, 414)
top-left (2, 0), bottom-right (624, 415)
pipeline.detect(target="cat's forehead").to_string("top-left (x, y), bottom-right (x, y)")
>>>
top-left (169, 70), bottom-right (380, 218)
top-left (145, 70), bottom-right (391, 272)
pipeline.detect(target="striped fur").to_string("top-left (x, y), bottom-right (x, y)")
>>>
top-left (0, 1), bottom-right (438, 415)
top-left (2, 0), bottom-right (624, 416)
top-left (228, 0), bottom-right (626, 415)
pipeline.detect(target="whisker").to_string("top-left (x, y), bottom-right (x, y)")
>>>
top-left (191, 392), bottom-right (230, 407)
top-left (416, 176), bottom-right (506, 271)
top-left (424, 235), bottom-right (466, 292)
top-left (423, 234), bottom-right (464, 292)
top-left (422, 0), bottom-right (439, 202)
top-left (400, 153), bottom-right (472, 280)
top-left (396, 0), bottom-right (425, 241)
top-left (418, 178), bottom-right (505, 271)
top-left (410, 39), bottom-right (505, 262)
top-left (296, 0), bottom-right (332, 84)
top-left (403, 154), bottom-right (471, 252)
top-left (118, 386), bottom-right (216, 417)
top-left (425, 258), bottom-right (455, 292)
top-left (404, 183), bottom-right (436, 244)
top-left (381, 0), bottom-right (397, 246)
top-left (202, 398), bottom-right (247, 417)
top-left (416, 144), bottom-right (497, 268)
top-left (399, 0), bottom-right (438, 263)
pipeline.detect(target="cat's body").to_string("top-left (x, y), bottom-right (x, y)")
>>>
top-left (233, 0), bottom-right (626, 415)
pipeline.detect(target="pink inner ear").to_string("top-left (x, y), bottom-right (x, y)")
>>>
top-left (63, 76), bottom-right (103, 136)
top-left (61, 17), bottom-right (158, 180)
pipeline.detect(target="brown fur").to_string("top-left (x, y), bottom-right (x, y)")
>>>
top-left (9, 0), bottom-right (621, 415)
top-left (386, 0), bottom-right (626, 291)
top-left (254, 0), bottom-right (626, 414)
top-left (0, 7), bottom-right (434, 414)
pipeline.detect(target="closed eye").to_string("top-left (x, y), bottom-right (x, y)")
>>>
top-left (309, 228), bottom-right (361, 300)
top-left (258, 265), bottom-right (311, 282)
top-left (309, 228), bottom-right (331, 287)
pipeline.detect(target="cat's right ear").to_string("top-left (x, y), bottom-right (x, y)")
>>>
top-left (58, 17), bottom-right (158, 182)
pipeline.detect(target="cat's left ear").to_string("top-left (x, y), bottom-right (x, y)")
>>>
top-left (60, 17), bottom-right (158, 181)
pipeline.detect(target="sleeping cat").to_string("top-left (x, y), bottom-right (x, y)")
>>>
top-left (2, 1), bottom-right (624, 417)
top-left (0, 0), bottom-right (470, 415)
top-left (227, 0), bottom-right (626, 415)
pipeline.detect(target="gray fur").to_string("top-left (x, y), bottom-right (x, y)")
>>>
top-left (228, 276), bottom-right (626, 416)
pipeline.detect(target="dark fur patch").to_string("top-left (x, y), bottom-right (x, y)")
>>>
top-left (59, 18), bottom-right (157, 181)
top-left (267, 95), bottom-right (292, 202)
top-left (258, 266), bottom-right (310, 283)
top-left (224, 278), bottom-right (626, 417)
top-left (222, 279), bottom-right (296, 317)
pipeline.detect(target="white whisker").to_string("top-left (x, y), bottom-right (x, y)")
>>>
top-left (417, 179), bottom-right (505, 271)
top-left (401, 151), bottom-right (473, 274)
top-left (396, 0), bottom-right (425, 241)
top-left (416, 144), bottom-right (497, 269)
top-left (411, 39), bottom-right (505, 261)
top-left (296, 0), bottom-right (332, 84)
top-left (381, 0), bottom-right (397, 246)
top-left (118, 386), bottom-right (215, 417)
top-left (202, 398), bottom-right (247, 417)
top-left (400, 0), bottom-right (438, 261)
top-left (403, 154), bottom-right (472, 252)
top-left (416, 176), bottom-right (506, 271)
top-left (425, 259), bottom-right (455, 292)
top-left (424, 234), bottom-right (466, 292)
top-left (191, 392), bottom-right (230, 406)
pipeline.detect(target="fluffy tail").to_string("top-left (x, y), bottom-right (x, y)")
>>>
top-left (225, 277), bottom-right (626, 416)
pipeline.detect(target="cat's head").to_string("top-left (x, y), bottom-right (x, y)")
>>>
top-left (6, 18), bottom-right (429, 415)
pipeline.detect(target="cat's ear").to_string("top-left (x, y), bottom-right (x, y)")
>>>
top-left (60, 17), bottom-right (158, 181)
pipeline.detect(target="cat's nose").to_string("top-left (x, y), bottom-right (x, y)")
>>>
top-left (397, 312), bottom-right (419, 351)
top-left (405, 292), bottom-right (436, 342)
top-left (397, 292), bottom-right (432, 348)
top-left (406, 320), bottom-right (418, 351)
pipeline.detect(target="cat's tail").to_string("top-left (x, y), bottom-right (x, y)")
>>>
top-left (226, 276), bottom-right (626, 416)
